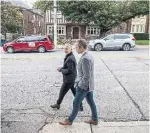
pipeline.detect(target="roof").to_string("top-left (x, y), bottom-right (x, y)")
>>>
top-left (2, 0), bottom-right (43, 16)
top-left (2, 0), bottom-right (30, 9)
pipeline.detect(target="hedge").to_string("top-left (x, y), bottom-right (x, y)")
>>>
top-left (133, 33), bottom-right (149, 40)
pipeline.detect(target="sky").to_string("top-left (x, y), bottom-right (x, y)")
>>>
top-left (22, 0), bottom-right (37, 8)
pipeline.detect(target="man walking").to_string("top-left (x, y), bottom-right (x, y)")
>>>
top-left (59, 40), bottom-right (98, 125)
top-left (51, 44), bottom-right (83, 111)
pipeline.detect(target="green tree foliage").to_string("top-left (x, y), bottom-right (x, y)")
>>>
top-left (1, 3), bottom-right (23, 37)
top-left (34, 0), bottom-right (53, 13)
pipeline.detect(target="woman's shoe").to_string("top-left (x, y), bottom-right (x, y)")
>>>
top-left (59, 119), bottom-right (72, 125)
top-left (50, 104), bottom-right (60, 109)
top-left (85, 120), bottom-right (98, 125)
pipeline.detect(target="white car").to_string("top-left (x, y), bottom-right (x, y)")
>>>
top-left (88, 34), bottom-right (136, 51)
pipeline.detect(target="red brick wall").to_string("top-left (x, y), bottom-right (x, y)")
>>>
top-left (22, 10), bottom-right (44, 35)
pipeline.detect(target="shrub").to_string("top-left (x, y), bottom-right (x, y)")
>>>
top-left (133, 33), bottom-right (149, 40)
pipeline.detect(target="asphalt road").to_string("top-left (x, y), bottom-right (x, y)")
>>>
top-left (1, 46), bottom-right (149, 133)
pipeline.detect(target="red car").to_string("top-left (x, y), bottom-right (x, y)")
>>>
top-left (3, 35), bottom-right (54, 53)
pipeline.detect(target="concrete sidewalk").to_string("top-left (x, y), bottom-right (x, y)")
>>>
top-left (39, 121), bottom-right (149, 133)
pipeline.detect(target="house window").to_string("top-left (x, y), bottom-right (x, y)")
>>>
top-left (86, 26), bottom-right (100, 35)
top-left (136, 25), bottom-right (139, 32)
top-left (34, 27), bottom-right (36, 34)
top-left (48, 26), bottom-right (54, 35)
top-left (132, 25), bottom-right (135, 32)
top-left (48, 25), bottom-right (66, 35)
top-left (142, 25), bottom-right (145, 32)
top-left (57, 26), bottom-right (64, 35)
top-left (140, 25), bottom-right (145, 33)
top-left (132, 24), bottom-right (145, 33)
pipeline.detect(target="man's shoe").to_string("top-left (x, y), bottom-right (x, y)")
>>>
top-left (79, 106), bottom-right (83, 111)
top-left (59, 119), bottom-right (72, 125)
top-left (85, 120), bottom-right (98, 125)
top-left (50, 104), bottom-right (60, 109)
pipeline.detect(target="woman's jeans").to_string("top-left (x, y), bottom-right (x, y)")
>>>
top-left (68, 86), bottom-right (98, 122)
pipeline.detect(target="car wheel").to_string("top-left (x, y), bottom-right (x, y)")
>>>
top-left (6, 47), bottom-right (14, 53)
top-left (94, 43), bottom-right (103, 51)
top-left (38, 46), bottom-right (46, 53)
top-left (122, 44), bottom-right (131, 51)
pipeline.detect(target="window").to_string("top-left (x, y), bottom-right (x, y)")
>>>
top-left (139, 25), bottom-right (145, 33)
top-left (26, 36), bottom-right (40, 42)
top-left (104, 35), bottom-right (114, 40)
top-left (115, 35), bottom-right (129, 39)
top-left (132, 25), bottom-right (135, 32)
top-left (49, 26), bottom-right (54, 35)
top-left (16, 37), bottom-right (26, 42)
top-left (48, 25), bottom-right (66, 35)
top-left (33, 15), bottom-right (35, 20)
top-left (39, 21), bottom-right (41, 27)
top-left (40, 36), bottom-right (47, 41)
top-left (51, 14), bottom-right (62, 19)
top-left (131, 24), bottom-right (145, 33)
top-left (34, 27), bottom-right (36, 34)
top-left (87, 26), bottom-right (100, 36)
top-left (136, 25), bottom-right (139, 32)
top-left (142, 25), bottom-right (145, 33)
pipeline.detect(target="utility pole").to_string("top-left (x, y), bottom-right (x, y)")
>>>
top-left (53, 0), bottom-right (57, 47)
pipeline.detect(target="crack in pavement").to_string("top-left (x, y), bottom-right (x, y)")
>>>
top-left (37, 114), bottom-right (56, 133)
top-left (135, 57), bottom-right (149, 67)
top-left (100, 58), bottom-right (147, 121)
top-left (90, 124), bottom-right (93, 133)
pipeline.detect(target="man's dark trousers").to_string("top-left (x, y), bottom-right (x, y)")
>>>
top-left (57, 83), bottom-right (76, 105)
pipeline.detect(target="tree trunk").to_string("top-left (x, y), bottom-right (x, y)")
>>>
top-left (125, 20), bottom-right (132, 33)
top-left (4, 32), bottom-right (7, 41)
top-left (145, 15), bottom-right (149, 33)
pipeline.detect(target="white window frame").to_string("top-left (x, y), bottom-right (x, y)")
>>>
top-left (136, 25), bottom-right (139, 32)
top-left (34, 27), bottom-right (36, 34)
top-left (131, 24), bottom-right (145, 33)
top-left (86, 26), bottom-right (100, 36)
top-left (131, 25), bottom-right (135, 33)
top-left (47, 25), bottom-right (66, 35)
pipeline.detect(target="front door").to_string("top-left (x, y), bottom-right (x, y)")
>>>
top-left (15, 37), bottom-right (28, 51)
top-left (73, 27), bottom-right (79, 39)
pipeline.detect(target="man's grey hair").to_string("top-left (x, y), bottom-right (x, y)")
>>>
top-left (77, 39), bottom-right (87, 49)
top-left (64, 43), bottom-right (72, 50)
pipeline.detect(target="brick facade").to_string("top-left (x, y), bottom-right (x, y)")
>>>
top-left (22, 10), bottom-right (44, 35)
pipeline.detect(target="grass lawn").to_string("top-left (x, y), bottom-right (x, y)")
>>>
top-left (136, 40), bottom-right (149, 45)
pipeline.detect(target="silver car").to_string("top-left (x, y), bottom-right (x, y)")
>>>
top-left (88, 34), bottom-right (136, 51)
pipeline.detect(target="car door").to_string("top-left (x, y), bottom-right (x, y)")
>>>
top-left (103, 35), bottom-right (114, 47)
top-left (14, 37), bottom-right (29, 51)
top-left (114, 35), bottom-right (125, 47)
top-left (26, 36), bottom-right (40, 51)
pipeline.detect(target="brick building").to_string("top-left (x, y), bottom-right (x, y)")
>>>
top-left (2, 0), bottom-right (45, 36)
top-left (21, 9), bottom-right (44, 35)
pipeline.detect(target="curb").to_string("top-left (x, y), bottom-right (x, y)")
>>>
top-left (39, 121), bottom-right (149, 133)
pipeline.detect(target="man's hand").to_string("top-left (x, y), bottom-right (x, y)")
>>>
top-left (57, 67), bottom-right (61, 72)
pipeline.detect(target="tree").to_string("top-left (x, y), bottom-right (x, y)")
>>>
top-left (1, 3), bottom-right (23, 39)
top-left (34, 0), bottom-right (149, 37)
top-left (34, 1), bottom-right (53, 13)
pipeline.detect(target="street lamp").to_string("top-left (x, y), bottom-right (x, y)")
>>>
top-left (53, 0), bottom-right (57, 47)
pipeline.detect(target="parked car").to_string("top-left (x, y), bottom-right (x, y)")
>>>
top-left (3, 35), bottom-right (54, 53)
top-left (88, 34), bottom-right (136, 51)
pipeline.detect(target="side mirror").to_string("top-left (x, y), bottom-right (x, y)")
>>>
top-left (104, 38), bottom-right (108, 41)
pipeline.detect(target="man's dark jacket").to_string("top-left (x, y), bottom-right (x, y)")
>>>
top-left (60, 52), bottom-right (77, 83)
